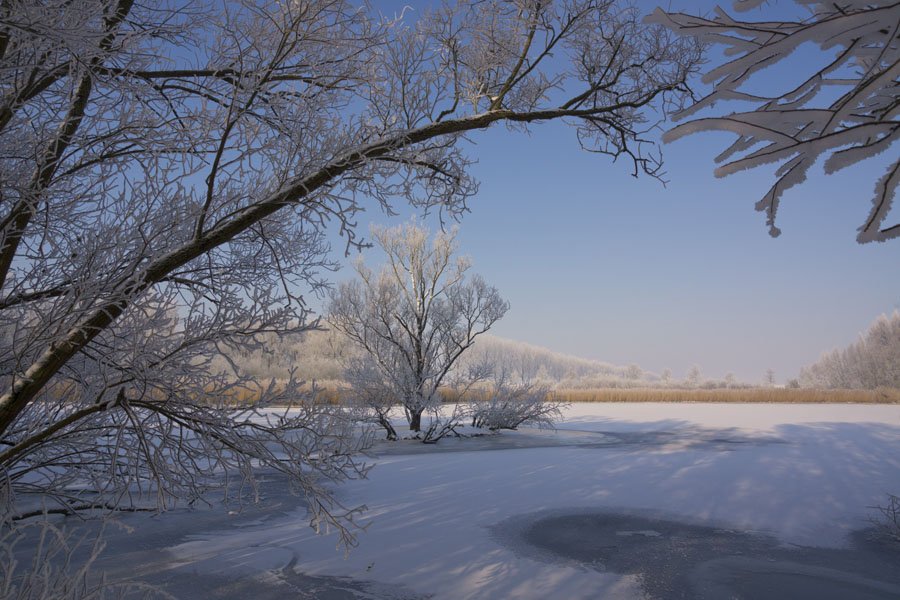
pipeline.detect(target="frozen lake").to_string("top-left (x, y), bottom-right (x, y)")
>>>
top-left (35, 403), bottom-right (900, 598)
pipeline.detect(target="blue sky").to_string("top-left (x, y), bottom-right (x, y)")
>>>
top-left (320, 1), bottom-right (900, 383)
top-left (453, 122), bottom-right (898, 383)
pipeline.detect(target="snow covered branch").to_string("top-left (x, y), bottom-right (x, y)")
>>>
top-left (650, 1), bottom-right (900, 242)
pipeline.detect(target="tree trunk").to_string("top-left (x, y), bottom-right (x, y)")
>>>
top-left (408, 409), bottom-right (423, 432)
top-left (377, 412), bottom-right (398, 441)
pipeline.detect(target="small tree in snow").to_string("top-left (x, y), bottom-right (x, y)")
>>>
top-left (328, 222), bottom-right (508, 438)
top-left (651, 1), bottom-right (900, 242)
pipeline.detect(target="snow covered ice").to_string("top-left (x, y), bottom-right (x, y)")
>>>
top-left (31, 402), bottom-right (900, 599)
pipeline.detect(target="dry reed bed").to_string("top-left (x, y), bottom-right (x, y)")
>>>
top-left (213, 382), bottom-right (345, 406)
top-left (50, 373), bottom-right (898, 409)
top-left (229, 385), bottom-right (900, 406)
top-left (548, 387), bottom-right (900, 404)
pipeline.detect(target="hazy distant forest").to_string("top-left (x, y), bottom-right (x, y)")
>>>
top-left (213, 311), bottom-right (900, 398)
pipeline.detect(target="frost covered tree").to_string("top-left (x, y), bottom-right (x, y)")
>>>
top-left (651, 1), bottom-right (900, 242)
top-left (0, 0), bottom-right (382, 544)
top-left (625, 364), bottom-right (643, 380)
top-left (724, 371), bottom-right (736, 388)
top-left (0, 0), bottom-right (701, 533)
top-left (800, 311), bottom-right (900, 388)
top-left (661, 367), bottom-right (673, 385)
top-left (686, 364), bottom-right (703, 387)
top-left (328, 223), bottom-right (508, 437)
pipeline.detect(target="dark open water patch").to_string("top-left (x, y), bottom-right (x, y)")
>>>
top-left (492, 509), bottom-right (900, 600)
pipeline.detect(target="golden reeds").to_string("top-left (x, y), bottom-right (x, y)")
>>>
top-left (546, 387), bottom-right (900, 404)
top-left (107, 380), bottom-right (898, 407)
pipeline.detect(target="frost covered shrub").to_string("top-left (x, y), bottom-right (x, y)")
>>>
top-left (470, 383), bottom-right (563, 431)
top-left (343, 356), bottom-right (399, 441)
top-left (0, 517), bottom-right (165, 600)
top-left (871, 494), bottom-right (900, 543)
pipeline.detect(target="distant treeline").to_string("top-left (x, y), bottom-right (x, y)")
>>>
top-left (209, 327), bottom-right (351, 383)
top-left (799, 311), bottom-right (900, 390)
top-left (208, 313), bottom-right (900, 393)
top-left (457, 335), bottom-right (658, 388)
top-left (210, 329), bottom-right (651, 387)
top-left (210, 330), bottom-right (750, 389)
top-left (207, 311), bottom-right (900, 390)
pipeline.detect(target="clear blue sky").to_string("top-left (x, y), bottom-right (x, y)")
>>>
top-left (320, 1), bottom-right (900, 383)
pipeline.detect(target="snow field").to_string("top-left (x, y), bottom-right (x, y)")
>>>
top-left (167, 403), bottom-right (900, 599)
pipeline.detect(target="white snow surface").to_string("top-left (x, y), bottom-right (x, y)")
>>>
top-left (167, 403), bottom-right (900, 599)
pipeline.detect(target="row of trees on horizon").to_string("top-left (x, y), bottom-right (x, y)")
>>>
top-left (212, 308), bottom-right (900, 393)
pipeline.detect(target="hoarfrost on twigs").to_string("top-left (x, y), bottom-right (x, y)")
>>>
top-left (650, 1), bottom-right (900, 242)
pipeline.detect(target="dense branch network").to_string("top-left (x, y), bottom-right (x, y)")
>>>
top-left (329, 222), bottom-right (508, 440)
top-left (0, 0), bottom-right (701, 538)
